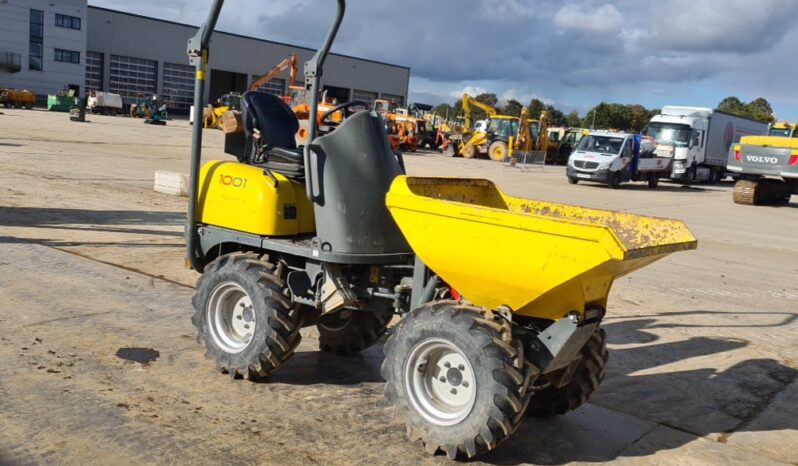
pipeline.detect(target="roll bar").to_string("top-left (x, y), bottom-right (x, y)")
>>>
top-left (184, 0), bottom-right (346, 271)
top-left (304, 0), bottom-right (346, 200)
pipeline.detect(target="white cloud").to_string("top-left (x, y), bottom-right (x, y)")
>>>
top-left (478, 0), bottom-right (535, 22)
top-left (647, 0), bottom-right (798, 52)
top-left (500, 88), bottom-right (551, 105)
top-left (450, 85), bottom-right (488, 99)
top-left (553, 4), bottom-right (623, 35)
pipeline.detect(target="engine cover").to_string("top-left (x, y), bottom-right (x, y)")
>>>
top-left (197, 160), bottom-right (314, 236)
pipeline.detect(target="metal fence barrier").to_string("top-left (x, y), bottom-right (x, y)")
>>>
top-left (504, 150), bottom-right (546, 171)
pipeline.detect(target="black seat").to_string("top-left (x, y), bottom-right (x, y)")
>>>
top-left (240, 91), bottom-right (304, 178)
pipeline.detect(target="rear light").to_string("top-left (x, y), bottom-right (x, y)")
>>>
top-left (790, 151), bottom-right (798, 166)
top-left (734, 145), bottom-right (741, 161)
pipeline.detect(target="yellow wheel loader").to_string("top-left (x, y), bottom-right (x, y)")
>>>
top-left (185, 1), bottom-right (697, 459)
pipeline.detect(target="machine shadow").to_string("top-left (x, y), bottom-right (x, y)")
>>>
top-left (482, 312), bottom-right (797, 465)
top-left (0, 207), bottom-right (185, 241)
top-left (240, 309), bottom-right (797, 463)
top-left (261, 343), bottom-right (386, 386)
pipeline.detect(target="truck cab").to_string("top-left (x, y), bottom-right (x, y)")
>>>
top-left (643, 106), bottom-right (768, 183)
top-left (567, 131), bottom-right (671, 189)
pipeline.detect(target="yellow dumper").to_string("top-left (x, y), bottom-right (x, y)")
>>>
top-left (387, 176), bottom-right (696, 321)
top-left (185, 0), bottom-right (697, 460)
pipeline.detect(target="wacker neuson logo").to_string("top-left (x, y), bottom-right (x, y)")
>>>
top-left (745, 155), bottom-right (779, 164)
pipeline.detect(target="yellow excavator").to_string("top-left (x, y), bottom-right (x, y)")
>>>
top-left (444, 94), bottom-right (541, 161)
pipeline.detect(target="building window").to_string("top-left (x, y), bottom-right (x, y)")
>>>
top-left (162, 62), bottom-right (194, 110)
top-left (381, 93), bottom-right (404, 107)
top-left (353, 89), bottom-right (378, 104)
top-left (251, 76), bottom-right (285, 97)
top-left (55, 14), bottom-right (81, 30)
top-left (29, 9), bottom-right (43, 71)
top-left (109, 54), bottom-right (158, 104)
top-left (86, 51), bottom-right (103, 92)
top-left (55, 49), bottom-right (80, 64)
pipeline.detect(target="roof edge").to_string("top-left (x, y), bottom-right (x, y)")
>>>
top-left (87, 5), bottom-right (411, 71)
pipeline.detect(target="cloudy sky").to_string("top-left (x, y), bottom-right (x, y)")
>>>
top-left (91, 0), bottom-right (798, 117)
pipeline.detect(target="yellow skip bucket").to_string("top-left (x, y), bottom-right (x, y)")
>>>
top-left (386, 176), bottom-right (697, 320)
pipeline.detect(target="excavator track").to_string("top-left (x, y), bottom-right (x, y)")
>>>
top-left (734, 179), bottom-right (793, 205)
top-left (733, 179), bottom-right (760, 205)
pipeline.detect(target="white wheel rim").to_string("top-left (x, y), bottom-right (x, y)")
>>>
top-left (404, 338), bottom-right (477, 426)
top-left (207, 282), bottom-right (255, 354)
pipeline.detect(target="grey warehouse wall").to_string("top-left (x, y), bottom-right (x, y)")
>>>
top-left (86, 7), bottom-right (409, 107)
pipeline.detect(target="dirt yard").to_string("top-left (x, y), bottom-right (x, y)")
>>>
top-left (1, 108), bottom-right (796, 465)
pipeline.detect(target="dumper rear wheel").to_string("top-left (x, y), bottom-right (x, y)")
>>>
top-left (317, 309), bottom-right (392, 355)
top-left (192, 253), bottom-right (302, 380)
top-left (526, 328), bottom-right (607, 417)
top-left (382, 301), bottom-right (535, 459)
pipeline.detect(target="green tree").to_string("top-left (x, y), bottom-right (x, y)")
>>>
top-left (717, 96), bottom-right (746, 116)
top-left (433, 103), bottom-right (456, 120)
top-left (565, 111), bottom-right (581, 127)
top-left (716, 96), bottom-right (775, 123)
top-left (627, 104), bottom-right (654, 132)
top-left (582, 102), bottom-right (633, 130)
top-left (502, 98), bottom-right (523, 117)
top-left (545, 105), bottom-right (565, 126)
top-left (528, 98), bottom-right (547, 120)
top-left (745, 97), bottom-right (776, 123)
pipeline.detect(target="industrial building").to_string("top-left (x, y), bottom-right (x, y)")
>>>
top-left (0, 0), bottom-right (87, 98)
top-left (0, 1), bottom-right (410, 111)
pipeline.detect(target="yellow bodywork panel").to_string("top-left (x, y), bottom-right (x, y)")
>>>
top-left (386, 176), bottom-right (697, 321)
top-left (740, 135), bottom-right (798, 149)
top-left (198, 161), bottom-right (315, 236)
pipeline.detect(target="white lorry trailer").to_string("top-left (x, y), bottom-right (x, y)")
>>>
top-left (643, 106), bottom-right (768, 183)
top-left (567, 131), bottom-right (671, 188)
top-left (86, 91), bottom-right (123, 115)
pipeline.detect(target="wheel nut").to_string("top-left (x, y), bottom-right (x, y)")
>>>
top-left (450, 388), bottom-right (457, 395)
top-left (458, 364), bottom-right (465, 371)
top-left (444, 362), bottom-right (451, 368)
top-left (462, 381), bottom-right (469, 388)
top-left (439, 376), bottom-right (446, 383)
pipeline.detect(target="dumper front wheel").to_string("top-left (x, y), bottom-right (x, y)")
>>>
top-left (526, 328), bottom-right (608, 417)
top-left (317, 309), bottom-right (392, 355)
top-left (382, 301), bottom-right (535, 459)
top-left (192, 253), bottom-right (303, 380)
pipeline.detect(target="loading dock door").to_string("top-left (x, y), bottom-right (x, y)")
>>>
top-left (210, 69), bottom-right (248, 104)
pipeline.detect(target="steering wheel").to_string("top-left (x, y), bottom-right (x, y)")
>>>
top-left (320, 100), bottom-right (370, 125)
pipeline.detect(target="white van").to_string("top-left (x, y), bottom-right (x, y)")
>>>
top-left (566, 131), bottom-right (672, 189)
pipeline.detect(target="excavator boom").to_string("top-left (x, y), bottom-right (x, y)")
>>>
top-left (462, 93), bottom-right (497, 130)
top-left (248, 53), bottom-right (298, 92)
